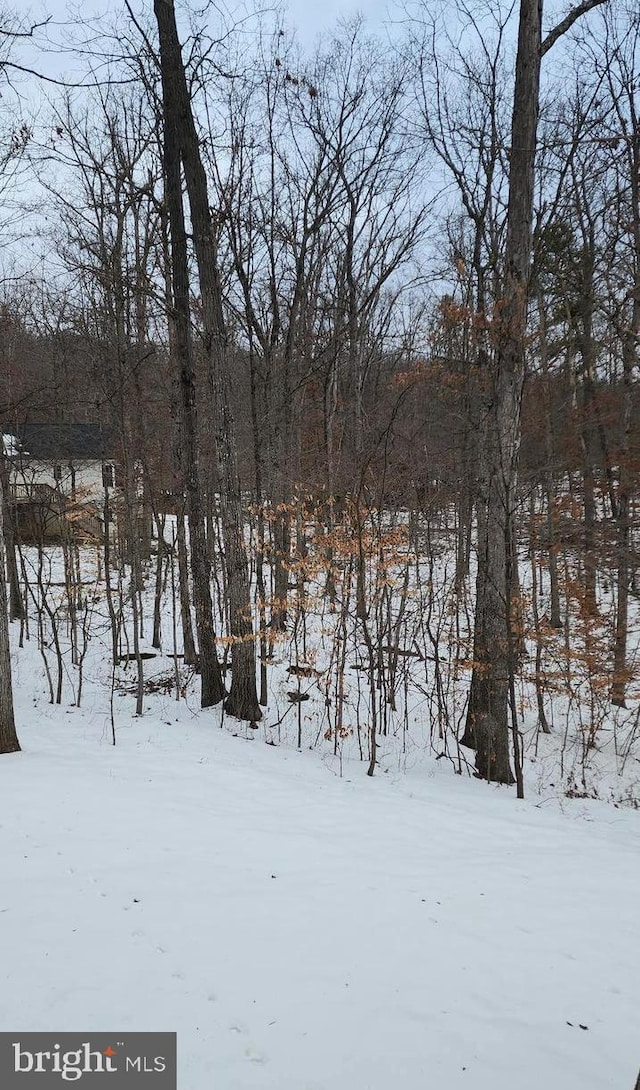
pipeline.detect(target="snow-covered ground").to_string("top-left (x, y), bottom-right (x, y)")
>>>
top-left (2, 624), bottom-right (640, 1090)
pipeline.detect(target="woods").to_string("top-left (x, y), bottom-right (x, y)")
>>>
top-left (1, 0), bottom-right (639, 799)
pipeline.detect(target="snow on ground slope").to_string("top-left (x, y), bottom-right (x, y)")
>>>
top-left (1, 653), bottom-right (639, 1090)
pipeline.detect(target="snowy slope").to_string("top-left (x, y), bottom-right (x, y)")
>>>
top-left (1, 661), bottom-right (639, 1090)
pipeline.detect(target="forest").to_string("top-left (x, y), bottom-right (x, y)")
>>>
top-left (0, 0), bottom-right (639, 804)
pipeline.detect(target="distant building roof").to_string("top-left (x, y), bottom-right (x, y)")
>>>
top-left (5, 424), bottom-right (113, 461)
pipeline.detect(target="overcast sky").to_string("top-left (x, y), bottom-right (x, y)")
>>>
top-left (25, 0), bottom-right (392, 52)
top-left (285, 0), bottom-right (389, 41)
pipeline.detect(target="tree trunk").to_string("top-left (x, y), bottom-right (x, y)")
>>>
top-left (154, 0), bottom-right (260, 722)
top-left (152, 519), bottom-right (164, 651)
top-left (465, 0), bottom-right (608, 779)
top-left (175, 507), bottom-right (197, 666)
top-left (249, 344), bottom-right (269, 705)
top-left (0, 474), bottom-right (20, 754)
top-left (155, 2), bottom-right (225, 708)
top-left (159, 196), bottom-right (198, 668)
top-left (612, 75), bottom-right (639, 706)
top-left (576, 246), bottom-right (599, 614)
top-left (535, 293), bottom-right (563, 627)
top-left (611, 274), bottom-right (638, 707)
top-left (0, 457), bottom-right (24, 621)
top-left (466, 0), bottom-right (544, 784)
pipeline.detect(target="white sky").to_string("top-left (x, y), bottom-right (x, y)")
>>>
top-left (1, 0), bottom-right (394, 282)
top-left (14, 0), bottom-right (608, 75)
top-left (4, 0), bottom-right (395, 107)
top-left (284, 0), bottom-right (389, 41)
top-left (22, 0), bottom-right (391, 52)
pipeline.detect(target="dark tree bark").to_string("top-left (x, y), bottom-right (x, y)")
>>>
top-left (0, 456), bottom-right (23, 621)
top-left (610, 14), bottom-right (640, 707)
top-left (467, 0), bottom-right (608, 784)
top-left (0, 474), bottom-right (20, 754)
top-left (155, 1), bottom-right (225, 708)
top-left (175, 507), bottom-right (197, 666)
top-left (466, 0), bottom-right (545, 785)
top-left (152, 513), bottom-right (165, 651)
top-left (154, 0), bottom-right (260, 722)
top-left (536, 295), bottom-right (562, 628)
top-left (575, 240), bottom-right (599, 614)
top-left (157, 197), bottom-right (198, 667)
top-left (611, 275), bottom-right (637, 707)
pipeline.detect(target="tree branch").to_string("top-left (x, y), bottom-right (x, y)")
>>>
top-left (0, 61), bottom-right (137, 87)
top-left (123, 0), bottom-right (159, 68)
top-left (541, 0), bottom-right (609, 57)
top-left (0, 18), bottom-right (51, 39)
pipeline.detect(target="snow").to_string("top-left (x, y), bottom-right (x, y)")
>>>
top-left (2, 630), bottom-right (640, 1090)
top-left (2, 433), bottom-right (21, 456)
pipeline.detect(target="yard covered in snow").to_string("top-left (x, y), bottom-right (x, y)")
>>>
top-left (1, 641), bottom-right (639, 1090)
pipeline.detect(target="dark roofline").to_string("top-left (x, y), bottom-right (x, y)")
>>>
top-left (5, 424), bottom-right (115, 461)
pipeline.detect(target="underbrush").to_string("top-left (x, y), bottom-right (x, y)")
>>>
top-left (9, 503), bottom-right (640, 808)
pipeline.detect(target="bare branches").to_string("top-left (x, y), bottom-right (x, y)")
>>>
top-left (123, 0), bottom-right (159, 68)
top-left (0, 18), bottom-right (51, 39)
top-left (541, 0), bottom-right (609, 57)
top-left (0, 60), bottom-right (137, 88)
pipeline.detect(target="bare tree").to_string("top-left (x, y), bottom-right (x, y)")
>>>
top-left (0, 11), bottom-right (42, 755)
top-left (0, 472), bottom-right (19, 753)
top-left (154, 0), bottom-right (260, 720)
top-left (596, 5), bottom-right (640, 707)
top-left (427, 0), bottom-right (608, 785)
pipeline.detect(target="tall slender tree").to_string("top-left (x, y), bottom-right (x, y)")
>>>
top-left (464, 0), bottom-right (608, 784)
top-left (153, 9), bottom-right (226, 709)
top-left (154, 0), bottom-right (260, 721)
top-left (0, 473), bottom-right (20, 753)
